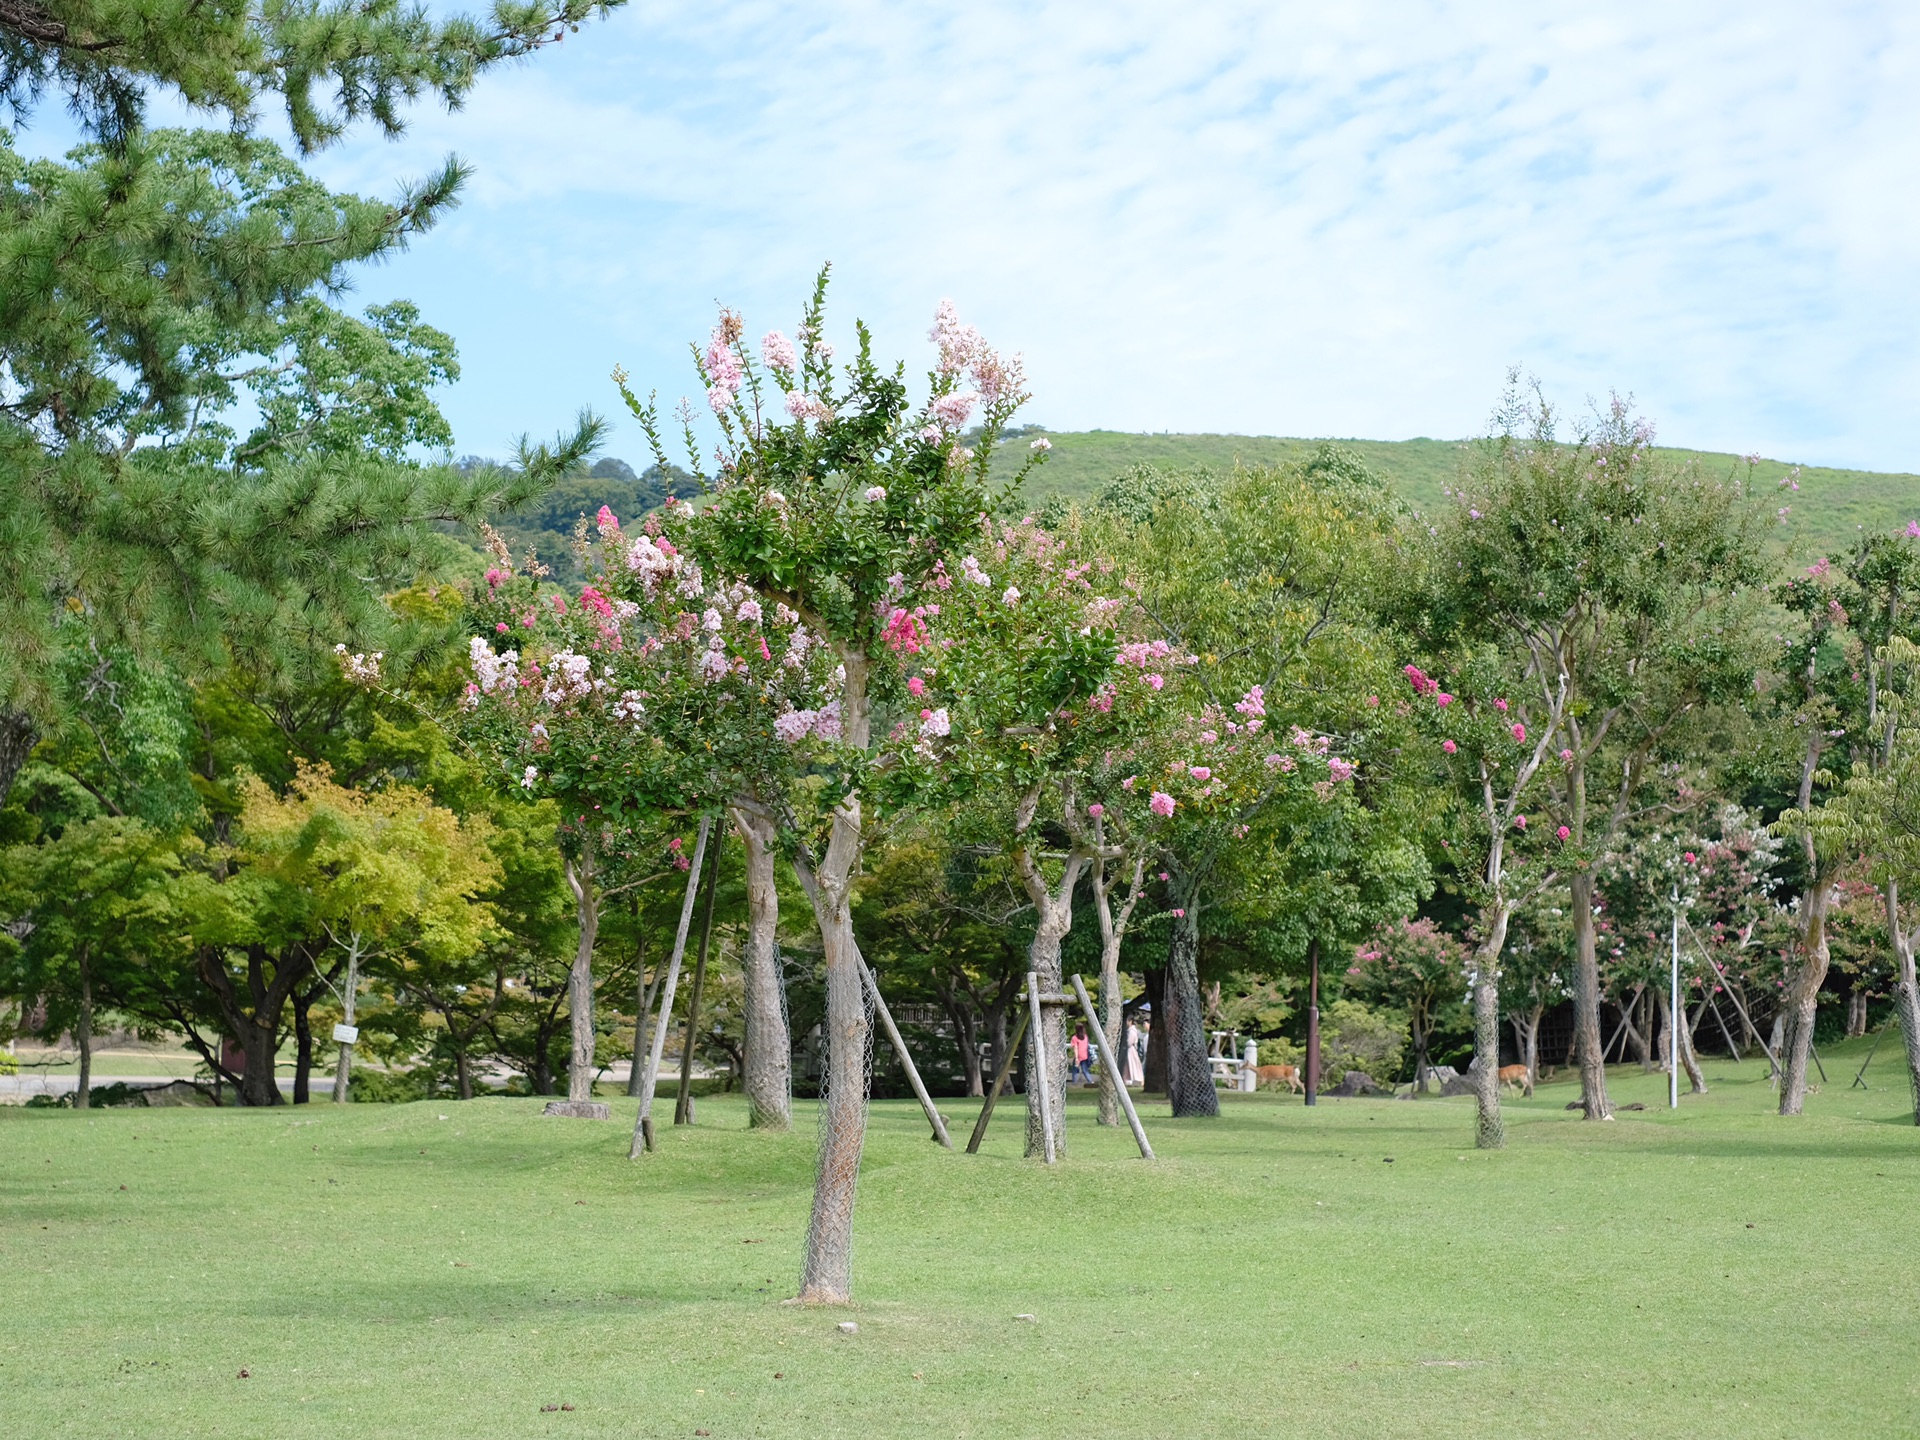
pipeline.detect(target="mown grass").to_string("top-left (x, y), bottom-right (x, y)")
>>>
top-left (3, 1041), bottom-right (1916, 1438)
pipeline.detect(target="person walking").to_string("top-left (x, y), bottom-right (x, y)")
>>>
top-left (1070, 1024), bottom-right (1093, 1085)
top-left (1125, 1017), bottom-right (1146, 1087)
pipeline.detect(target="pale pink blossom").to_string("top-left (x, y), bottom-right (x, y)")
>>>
top-left (1088, 803), bottom-right (1105, 818)
top-left (1030, 437), bottom-right (1052, 451)
top-left (1002, 586), bottom-right (1022, 606)
top-left (1122, 776), bottom-right (1137, 790)
top-left (865, 486), bottom-right (888, 504)
top-left (931, 391), bottom-right (979, 429)
top-left (1327, 757), bottom-right (1356, 783)
top-left (919, 707), bottom-right (951, 738)
top-left (1189, 766), bottom-right (1211, 781)
top-left (1150, 791), bottom-right (1176, 817)
top-left (761, 330), bottom-right (798, 372)
top-left (785, 392), bottom-right (833, 425)
top-left (1199, 730), bottom-right (1218, 745)
top-left (1511, 723), bottom-right (1527, 742)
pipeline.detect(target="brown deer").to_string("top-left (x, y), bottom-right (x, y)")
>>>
top-left (1253, 1064), bottom-right (1304, 1094)
top-left (1497, 1063), bottom-right (1533, 1096)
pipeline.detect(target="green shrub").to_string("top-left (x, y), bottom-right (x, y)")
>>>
top-left (1317, 999), bottom-right (1407, 1088)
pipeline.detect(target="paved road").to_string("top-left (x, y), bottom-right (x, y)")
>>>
top-left (0, 1073), bottom-right (299, 1100)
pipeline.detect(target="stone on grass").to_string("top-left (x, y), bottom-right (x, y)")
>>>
top-left (542, 1101), bottom-right (611, 1120)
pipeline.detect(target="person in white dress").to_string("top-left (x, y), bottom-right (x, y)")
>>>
top-left (1124, 1018), bottom-right (1146, 1087)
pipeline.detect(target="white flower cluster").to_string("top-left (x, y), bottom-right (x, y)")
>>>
top-left (541, 651), bottom-right (599, 704)
top-left (960, 555), bottom-right (991, 586)
top-left (467, 637), bottom-right (519, 695)
top-left (334, 644), bottom-right (384, 684)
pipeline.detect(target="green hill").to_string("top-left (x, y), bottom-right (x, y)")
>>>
top-left (479, 432), bottom-right (1917, 576)
top-left (1011, 430), bottom-right (1918, 557)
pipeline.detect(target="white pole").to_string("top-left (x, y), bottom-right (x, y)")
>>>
top-left (1669, 888), bottom-right (1680, 1110)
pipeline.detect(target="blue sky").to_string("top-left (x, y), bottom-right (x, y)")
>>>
top-left (85, 3), bottom-right (1920, 469)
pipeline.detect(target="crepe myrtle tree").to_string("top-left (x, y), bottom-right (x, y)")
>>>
top-left (620, 269), bottom-right (1045, 1302)
top-left (1423, 383), bottom-right (1769, 1125)
top-left (408, 494), bottom-right (836, 1111)
top-left (1081, 456), bottom-right (1407, 1118)
top-left (1398, 653), bottom-right (1565, 1147)
top-left (926, 514), bottom-right (1151, 1149)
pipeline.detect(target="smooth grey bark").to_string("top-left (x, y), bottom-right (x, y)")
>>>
top-left (331, 933), bottom-right (363, 1103)
top-left (731, 801), bottom-right (792, 1130)
top-left (562, 829), bottom-right (600, 1105)
top-left (1090, 850), bottom-right (1145, 1127)
top-left (793, 649), bottom-right (875, 1305)
top-left (1885, 879), bottom-right (1920, 1126)
top-left (1779, 728), bottom-right (1837, 1115)
top-left (1470, 905), bottom-right (1508, 1149)
top-left (1012, 815), bottom-right (1085, 1158)
top-left (1569, 870), bottom-right (1612, 1120)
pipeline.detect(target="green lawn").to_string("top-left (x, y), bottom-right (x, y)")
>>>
top-left (3, 1044), bottom-right (1916, 1438)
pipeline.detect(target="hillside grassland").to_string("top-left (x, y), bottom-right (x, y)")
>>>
top-left (1005, 431), bottom-right (1917, 557)
top-left (3, 1040), bottom-right (1917, 1439)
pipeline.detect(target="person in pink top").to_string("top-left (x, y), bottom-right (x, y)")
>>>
top-left (1069, 1024), bottom-right (1093, 1085)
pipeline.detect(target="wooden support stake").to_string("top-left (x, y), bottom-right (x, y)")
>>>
top-left (1027, 972), bottom-right (1057, 1165)
top-left (629, 815), bottom-right (712, 1160)
top-left (1071, 974), bottom-right (1153, 1159)
top-left (1852, 1023), bottom-right (1889, 1089)
top-left (861, 959), bottom-right (952, 1148)
top-left (966, 1008), bottom-right (1030, 1154)
top-left (675, 848), bottom-right (723, 1125)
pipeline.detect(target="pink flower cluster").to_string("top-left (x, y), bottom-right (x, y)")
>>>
top-left (882, 607), bottom-right (930, 654)
top-left (761, 330), bottom-right (797, 373)
top-left (705, 324), bottom-right (744, 414)
top-left (1149, 791), bottom-right (1176, 817)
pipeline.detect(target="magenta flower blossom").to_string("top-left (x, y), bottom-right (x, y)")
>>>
top-left (1556, 825), bottom-right (1571, 841)
top-left (1909, 521), bottom-right (1920, 538)
top-left (1150, 791), bottom-right (1176, 817)
top-left (1088, 803), bottom-right (1105, 819)
top-left (1511, 723), bottom-right (1526, 742)
top-left (1327, 757), bottom-right (1356, 783)
top-left (495, 622), bottom-right (509, 634)
top-left (485, 567), bottom-right (505, 589)
top-left (1493, 698), bottom-right (1509, 713)
top-left (595, 505), bottom-right (619, 534)
top-left (1171, 908), bottom-right (1186, 918)
top-left (1146, 673), bottom-right (1165, 690)
top-left (1366, 694), bottom-right (1379, 707)
top-left (1560, 748), bottom-right (1573, 761)
top-left (1442, 738), bottom-right (1457, 755)
top-left (1435, 692), bottom-right (1453, 707)
top-left (1684, 851), bottom-right (1698, 864)
top-left (1514, 815), bottom-right (1528, 829)
top-left (1189, 766), bottom-right (1212, 781)
top-left (907, 675), bottom-right (925, 697)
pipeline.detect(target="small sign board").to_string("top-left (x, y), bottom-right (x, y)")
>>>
top-left (332, 1023), bottom-right (360, 1044)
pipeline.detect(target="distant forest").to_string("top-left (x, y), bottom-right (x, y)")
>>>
top-left (459, 456), bottom-right (694, 582)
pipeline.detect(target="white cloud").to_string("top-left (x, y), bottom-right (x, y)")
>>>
top-left (303, 1), bottom-right (1920, 469)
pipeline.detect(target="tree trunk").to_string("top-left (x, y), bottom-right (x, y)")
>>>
top-left (794, 650), bottom-right (875, 1305)
top-left (1885, 880), bottom-right (1920, 1126)
top-left (1568, 870), bottom-right (1613, 1119)
top-left (0, 708), bottom-right (37, 811)
top-left (331, 938), bottom-right (361, 1104)
top-left (1778, 871), bottom-right (1834, 1115)
top-left (563, 830), bottom-right (600, 1104)
top-left (1678, 998), bottom-right (1706, 1094)
top-left (1091, 853), bottom-right (1143, 1128)
top-left (74, 946), bottom-right (93, 1111)
top-left (1636, 984), bottom-right (1655, 1072)
top-left (1142, 968), bottom-right (1167, 1094)
top-left (1470, 908), bottom-right (1508, 1150)
top-left (1016, 854), bottom-right (1077, 1158)
top-left (240, 1013), bottom-right (281, 1106)
top-left (1163, 905), bottom-right (1218, 1118)
top-left (732, 802), bottom-right (792, 1130)
top-left (292, 987), bottom-right (313, 1104)
top-left (1412, 1004), bottom-right (1431, 1093)
top-left (675, 851), bottom-right (722, 1126)
top-left (455, 1050), bottom-right (474, 1101)
top-left (794, 803), bottom-right (871, 1303)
